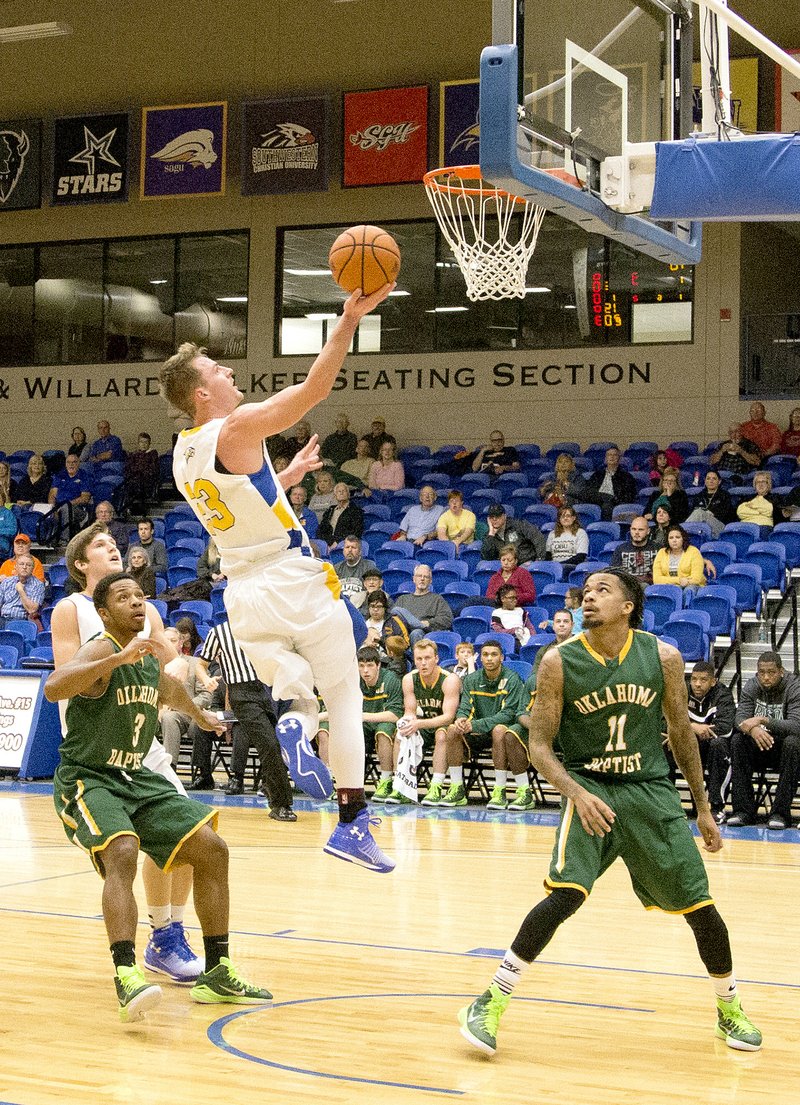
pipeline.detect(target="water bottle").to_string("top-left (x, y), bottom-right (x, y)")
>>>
top-left (693, 470), bottom-right (700, 486)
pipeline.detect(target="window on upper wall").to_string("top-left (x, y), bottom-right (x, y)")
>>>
top-left (0, 230), bottom-right (249, 367)
top-left (277, 218), bottom-right (693, 354)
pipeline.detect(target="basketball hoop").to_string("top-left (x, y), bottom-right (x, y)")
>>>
top-left (423, 165), bottom-right (546, 301)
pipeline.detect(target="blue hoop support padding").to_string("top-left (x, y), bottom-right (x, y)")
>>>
top-left (479, 43), bottom-right (702, 265)
top-left (650, 133), bottom-right (800, 221)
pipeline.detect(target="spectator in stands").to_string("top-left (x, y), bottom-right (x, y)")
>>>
top-left (685, 470), bottom-right (736, 538)
top-left (436, 489), bottom-right (476, 553)
top-left (67, 426), bottom-right (90, 463)
top-left (740, 401), bottom-right (782, 457)
top-left (564, 586), bottom-right (584, 633)
top-left (363, 590), bottom-right (411, 654)
top-left (471, 431), bottom-right (521, 477)
top-left (649, 448), bottom-right (684, 484)
top-left (586, 447), bottom-right (638, 520)
top-left (666, 661), bottom-right (735, 824)
top-left (175, 615), bottom-right (203, 656)
top-left (288, 484), bottom-right (318, 538)
top-left (94, 501), bottom-right (130, 555)
top-left (736, 470), bottom-right (775, 528)
top-left (532, 609), bottom-right (574, 679)
top-left (709, 423), bottom-right (761, 475)
top-left (650, 500), bottom-right (675, 548)
top-left (397, 485), bottom-right (444, 547)
top-left (127, 545), bottom-right (157, 598)
top-left (652, 524), bottom-right (706, 592)
top-left (485, 545), bottom-right (537, 605)
top-left (545, 505), bottom-right (589, 564)
top-left (365, 417), bottom-right (396, 454)
top-left (87, 419), bottom-right (123, 465)
top-left (334, 535), bottom-right (377, 611)
top-left (481, 503), bottom-right (545, 565)
top-left (123, 432), bottom-right (159, 515)
top-left (0, 460), bottom-right (18, 506)
top-left (368, 440), bottom-right (405, 492)
top-left (321, 412), bottom-right (358, 469)
top-left (644, 468), bottom-right (690, 524)
top-left (15, 454), bottom-right (51, 508)
top-left (447, 640), bottom-right (526, 810)
top-left (611, 515), bottom-right (658, 585)
top-left (394, 563), bottom-right (453, 633)
top-left (0, 553), bottom-right (45, 625)
top-left (539, 453), bottom-right (576, 508)
top-left (308, 469), bottom-right (337, 521)
top-left (339, 437), bottom-right (375, 489)
top-left (283, 419), bottom-right (313, 460)
top-left (197, 536), bottom-right (224, 587)
top-left (133, 517), bottom-right (168, 577)
top-left (318, 482), bottom-right (364, 550)
top-left (728, 651), bottom-right (800, 830)
top-left (490, 584), bottom-right (536, 647)
top-left (451, 641), bottom-right (477, 678)
top-left (49, 453), bottom-right (93, 537)
top-left (158, 626), bottom-right (215, 769)
top-left (780, 407), bottom-right (800, 457)
top-left (0, 534), bottom-right (45, 582)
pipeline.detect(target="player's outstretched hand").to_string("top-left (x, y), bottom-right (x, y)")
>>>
top-left (574, 787), bottom-right (616, 837)
top-left (197, 709), bottom-right (228, 736)
top-left (282, 434), bottom-right (323, 486)
top-left (343, 282), bottom-right (396, 320)
top-left (117, 638), bottom-right (158, 666)
top-left (697, 808), bottom-right (723, 852)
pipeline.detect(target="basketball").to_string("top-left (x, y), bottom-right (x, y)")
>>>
top-left (328, 224), bottom-right (401, 295)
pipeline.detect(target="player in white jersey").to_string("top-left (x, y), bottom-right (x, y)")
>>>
top-left (161, 284), bottom-right (395, 873)
top-left (51, 523), bottom-right (204, 980)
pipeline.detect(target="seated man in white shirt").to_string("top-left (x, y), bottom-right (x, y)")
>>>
top-left (397, 485), bottom-right (445, 547)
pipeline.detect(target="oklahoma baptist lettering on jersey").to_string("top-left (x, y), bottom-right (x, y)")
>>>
top-left (558, 630), bottom-right (668, 782)
top-left (172, 419), bottom-right (310, 579)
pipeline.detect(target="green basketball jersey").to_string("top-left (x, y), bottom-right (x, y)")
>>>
top-left (360, 668), bottom-right (403, 716)
top-left (557, 630), bottom-right (667, 783)
top-left (411, 668), bottom-right (448, 721)
top-left (61, 635), bottom-right (161, 774)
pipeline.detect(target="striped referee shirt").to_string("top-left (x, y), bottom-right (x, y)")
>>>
top-left (199, 620), bottom-right (258, 686)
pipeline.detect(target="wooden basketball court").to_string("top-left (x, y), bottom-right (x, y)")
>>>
top-left (2, 783), bottom-right (797, 1105)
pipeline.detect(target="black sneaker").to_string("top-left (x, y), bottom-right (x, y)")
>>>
top-left (187, 776), bottom-right (215, 791)
top-left (713, 809), bottom-right (726, 825)
top-left (224, 778), bottom-right (244, 796)
top-left (725, 813), bottom-right (752, 827)
top-left (269, 806), bottom-right (297, 822)
top-left (767, 814), bottom-right (788, 830)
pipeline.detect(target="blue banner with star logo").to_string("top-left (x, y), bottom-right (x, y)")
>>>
top-left (51, 112), bottom-right (129, 205)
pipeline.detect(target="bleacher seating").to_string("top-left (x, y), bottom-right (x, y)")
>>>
top-left (664, 610), bottom-right (712, 662)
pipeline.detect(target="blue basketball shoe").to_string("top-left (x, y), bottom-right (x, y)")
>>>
top-left (276, 714), bottom-right (332, 800)
top-left (144, 922), bottom-right (204, 982)
top-left (323, 808), bottom-right (395, 872)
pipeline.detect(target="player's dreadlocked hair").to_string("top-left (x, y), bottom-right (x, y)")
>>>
top-left (585, 566), bottom-right (645, 629)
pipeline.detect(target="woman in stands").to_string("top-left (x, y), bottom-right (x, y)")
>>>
top-left (485, 545), bottom-right (536, 605)
top-left (175, 615), bottom-right (203, 656)
top-left (644, 467), bottom-right (690, 524)
top-left (67, 427), bottom-right (89, 462)
top-left (363, 590), bottom-right (411, 655)
top-left (545, 506), bottom-right (589, 565)
top-left (15, 454), bottom-right (51, 508)
top-left (685, 469), bottom-right (736, 538)
top-left (780, 407), bottom-right (800, 456)
top-left (340, 436), bottom-right (375, 489)
top-left (649, 447), bottom-right (684, 484)
top-left (736, 470), bottom-right (775, 529)
top-left (539, 453), bottom-right (576, 508)
top-left (490, 583), bottom-right (535, 647)
top-left (650, 499), bottom-right (674, 548)
top-left (368, 440), bottom-right (405, 492)
top-left (127, 544), bottom-right (157, 598)
top-left (653, 524), bottom-right (706, 592)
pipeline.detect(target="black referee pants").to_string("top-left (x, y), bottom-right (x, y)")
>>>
top-left (229, 680), bottom-right (293, 809)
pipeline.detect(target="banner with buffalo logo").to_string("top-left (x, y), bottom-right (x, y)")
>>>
top-left (343, 85), bottom-right (428, 187)
top-left (439, 80), bottom-right (480, 167)
top-left (141, 102), bottom-right (226, 199)
top-left (241, 97), bottom-right (329, 195)
top-left (52, 112), bottom-right (128, 205)
top-left (0, 118), bottom-right (41, 211)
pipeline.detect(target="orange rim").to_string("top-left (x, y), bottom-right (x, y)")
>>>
top-left (423, 164), bottom-right (580, 198)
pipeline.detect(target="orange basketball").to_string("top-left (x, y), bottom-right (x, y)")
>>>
top-left (329, 224), bottom-right (401, 295)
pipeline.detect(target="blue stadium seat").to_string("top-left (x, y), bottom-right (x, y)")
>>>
top-left (573, 503), bottom-right (603, 527)
top-left (427, 630), bottom-right (460, 661)
top-left (47, 563), bottom-right (70, 588)
top-left (528, 561), bottom-right (564, 592)
top-left (4, 620), bottom-right (38, 646)
top-left (720, 522), bottom-right (761, 559)
top-left (459, 605), bottom-right (493, 624)
top-left (720, 564), bottom-right (763, 615)
top-left (430, 562), bottom-right (468, 590)
top-left (382, 565), bottom-right (417, 594)
top-left (668, 440), bottom-right (699, 458)
top-left (545, 443), bottom-right (581, 461)
top-left (474, 631), bottom-right (517, 655)
top-left (699, 540), bottom-right (738, 577)
top-left (743, 542), bottom-right (787, 593)
top-left (452, 615), bottom-right (492, 642)
top-left (689, 585), bottom-right (737, 638)
top-left (361, 503), bottom-right (391, 523)
top-left (458, 472), bottom-right (491, 491)
top-left (415, 540), bottom-right (456, 566)
top-left (664, 610), bottom-right (712, 662)
top-left (172, 537), bottom-right (205, 557)
top-left (682, 521), bottom-right (713, 545)
top-left (586, 522), bottom-right (621, 558)
top-left (523, 504), bottom-right (558, 528)
top-left (167, 566), bottom-right (197, 589)
top-left (472, 561), bottom-right (501, 593)
top-left (442, 580), bottom-right (481, 613)
top-left (611, 502), bottom-right (641, 523)
top-left (0, 643), bottom-right (20, 668)
top-left (502, 658), bottom-right (532, 680)
top-left (644, 584), bottom-right (684, 633)
top-left (519, 634), bottom-right (555, 663)
top-left (536, 590), bottom-right (570, 620)
top-left (0, 630), bottom-right (29, 657)
top-left (567, 560), bottom-right (610, 589)
top-left (176, 599), bottom-right (213, 623)
top-left (770, 523), bottom-right (800, 569)
top-left (510, 488), bottom-right (544, 510)
top-left (210, 587), bottom-right (227, 615)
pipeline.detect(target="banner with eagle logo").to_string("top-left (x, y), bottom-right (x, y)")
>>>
top-left (241, 97), bottom-right (329, 195)
top-left (439, 80), bottom-right (480, 168)
top-left (0, 118), bottom-right (41, 212)
top-left (141, 102), bottom-right (226, 199)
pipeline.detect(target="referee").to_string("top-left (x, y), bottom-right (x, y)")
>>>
top-left (197, 618), bottom-right (296, 822)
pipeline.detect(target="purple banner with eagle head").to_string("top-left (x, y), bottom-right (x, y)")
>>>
top-left (241, 97), bottom-right (329, 195)
top-left (141, 101), bottom-right (226, 199)
top-left (439, 79), bottom-right (480, 168)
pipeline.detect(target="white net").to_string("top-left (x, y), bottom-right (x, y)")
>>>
top-left (424, 166), bottom-right (546, 301)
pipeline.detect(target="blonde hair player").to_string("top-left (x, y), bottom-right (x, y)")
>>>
top-left (161, 284), bottom-right (395, 872)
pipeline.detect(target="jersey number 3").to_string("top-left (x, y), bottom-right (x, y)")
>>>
top-left (184, 479), bottom-right (235, 533)
top-left (605, 713), bottom-right (628, 752)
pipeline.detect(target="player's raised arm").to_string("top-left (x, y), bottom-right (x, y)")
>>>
top-left (528, 648), bottom-right (616, 837)
top-left (45, 636), bottom-right (158, 701)
top-left (218, 285), bottom-right (393, 472)
top-left (659, 640), bottom-right (721, 852)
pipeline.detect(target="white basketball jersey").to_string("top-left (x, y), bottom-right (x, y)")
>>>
top-left (172, 418), bottom-right (309, 579)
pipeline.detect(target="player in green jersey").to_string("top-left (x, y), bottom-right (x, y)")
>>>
top-left (46, 572), bottom-right (273, 1022)
top-left (458, 568), bottom-right (761, 1056)
top-left (354, 646), bottom-right (404, 801)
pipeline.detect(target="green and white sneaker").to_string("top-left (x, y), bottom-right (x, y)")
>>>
top-left (715, 994), bottom-right (762, 1051)
top-left (508, 785), bottom-right (535, 811)
top-left (486, 785), bottom-right (508, 810)
top-left (384, 790), bottom-right (414, 805)
top-left (440, 783), bottom-right (468, 807)
top-left (458, 983), bottom-right (510, 1056)
top-left (421, 782), bottom-right (444, 806)
top-left (190, 957), bottom-right (273, 1005)
top-left (114, 964), bottom-right (162, 1023)
top-left (372, 778), bottom-right (393, 802)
